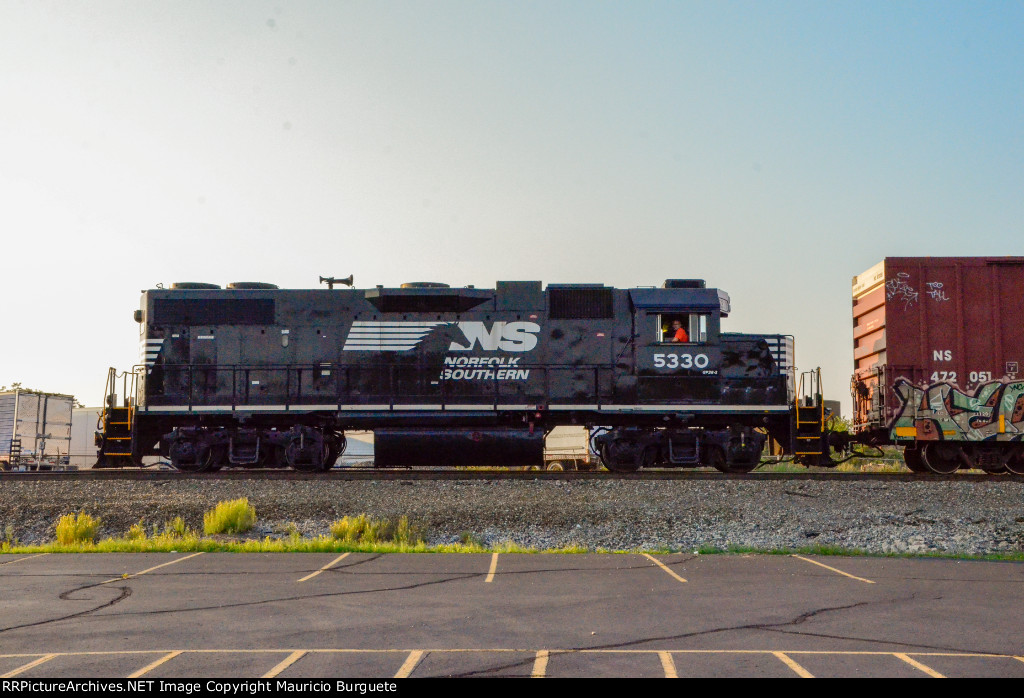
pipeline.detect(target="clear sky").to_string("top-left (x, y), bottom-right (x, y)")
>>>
top-left (1, 0), bottom-right (1021, 410)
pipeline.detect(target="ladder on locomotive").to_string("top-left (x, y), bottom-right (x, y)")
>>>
top-left (794, 368), bottom-right (829, 465)
top-left (96, 367), bottom-right (139, 468)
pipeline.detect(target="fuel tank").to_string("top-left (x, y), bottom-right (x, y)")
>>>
top-left (373, 428), bottom-right (544, 467)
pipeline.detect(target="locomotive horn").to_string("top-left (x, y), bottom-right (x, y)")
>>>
top-left (319, 275), bottom-right (354, 289)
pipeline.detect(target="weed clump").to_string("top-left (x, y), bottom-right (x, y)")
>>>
top-left (126, 521), bottom-right (147, 541)
top-left (56, 512), bottom-right (101, 545)
top-left (459, 531), bottom-right (485, 548)
top-left (329, 514), bottom-right (424, 546)
top-left (203, 499), bottom-right (256, 535)
top-left (2, 524), bottom-right (19, 550)
top-left (164, 516), bottom-right (188, 538)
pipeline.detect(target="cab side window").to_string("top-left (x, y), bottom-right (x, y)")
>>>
top-left (658, 314), bottom-right (708, 343)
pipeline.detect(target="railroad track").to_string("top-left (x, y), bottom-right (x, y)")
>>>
top-left (1, 468), bottom-right (1020, 482)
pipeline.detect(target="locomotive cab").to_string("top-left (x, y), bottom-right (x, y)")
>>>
top-left (589, 281), bottom-right (791, 473)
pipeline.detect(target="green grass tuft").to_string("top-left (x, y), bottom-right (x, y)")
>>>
top-left (203, 498), bottom-right (257, 535)
top-left (2, 524), bottom-right (19, 551)
top-left (164, 516), bottom-right (189, 538)
top-left (329, 514), bottom-right (425, 546)
top-left (459, 531), bottom-right (485, 547)
top-left (126, 521), bottom-right (147, 541)
top-left (56, 512), bottom-right (101, 545)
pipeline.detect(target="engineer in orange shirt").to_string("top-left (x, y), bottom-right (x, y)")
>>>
top-left (670, 319), bottom-right (689, 342)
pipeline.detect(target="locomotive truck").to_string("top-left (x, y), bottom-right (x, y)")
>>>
top-left (95, 278), bottom-right (831, 472)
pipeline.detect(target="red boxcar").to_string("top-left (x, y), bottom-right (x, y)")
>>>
top-left (851, 257), bottom-right (1024, 474)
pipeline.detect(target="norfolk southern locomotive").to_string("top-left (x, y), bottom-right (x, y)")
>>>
top-left (96, 278), bottom-right (823, 472)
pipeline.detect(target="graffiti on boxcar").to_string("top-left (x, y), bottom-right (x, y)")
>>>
top-left (886, 272), bottom-right (918, 309)
top-left (891, 377), bottom-right (1024, 441)
top-left (924, 281), bottom-right (950, 302)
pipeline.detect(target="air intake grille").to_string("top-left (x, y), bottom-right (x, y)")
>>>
top-left (549, 288), bottom-right (614, 319)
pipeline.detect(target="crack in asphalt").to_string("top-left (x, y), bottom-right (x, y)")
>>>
top-left (28, 556), bottom-right (688, 620)
top-left (0, 582), bottom-right (132, 634)
top-left (0, 554), bottom-right (670, 634)
top-left (436, 593), bottom-right (979, 677)
top-left (546, 592), bottom-right (996, 657)
top-left (0, 562), bottom-right (672, 640)
top-left (63, 571), bottom-right (487, 618)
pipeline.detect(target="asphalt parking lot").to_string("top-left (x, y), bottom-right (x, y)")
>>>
top-left (1, 552), bottom-right (1023, 677)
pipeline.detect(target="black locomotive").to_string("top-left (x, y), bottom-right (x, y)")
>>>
top-left (97, 278), bottom-right (816, 472)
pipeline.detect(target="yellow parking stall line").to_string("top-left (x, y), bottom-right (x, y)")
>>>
top-left (658, 651), bottom-right (677, 678)
top-left (894, 653), bottom-right (945, 678)
top-left (4, 648), bottom-right (1020, 659)
top-left (532, 650), bottom-right (549, 678)
top-left (485, 553), bottom-right (498, 583)
top-left (791, 555), bottom-right (875, 584)
top-left (127, 651), bottom-right (182, 678)
top-left (0, 553), bottom-right (49, 566)
top-left (1, 654), bottom-right (58, 678)
top-left (773, 651), bottom-right (814, 678)
top-left (393, 650), bottom-right (423, 679)
top-left (101, 552), bottom-right (204, 584)
top-left (298, 553), bottom-right (351, 583)
top-left (641, 554), bottom-right (687, 583)
top-left (263, 651), bottom-right (307, 679)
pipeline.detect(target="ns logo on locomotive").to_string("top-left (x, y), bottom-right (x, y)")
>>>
top-left (94, 258), bottom-right (1024, 475)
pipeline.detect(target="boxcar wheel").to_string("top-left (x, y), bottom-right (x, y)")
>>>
top-left (1006, 448), bottom-right (1024, 476)
top-left (922, 443), bottom-right (961, 474)
top-left (903, 447), bottom-right (928, 473)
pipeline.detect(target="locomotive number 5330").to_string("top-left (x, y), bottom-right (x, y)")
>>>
top-left (653, 353), bottom-right (710, 369)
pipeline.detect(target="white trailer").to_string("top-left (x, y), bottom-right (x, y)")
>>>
top-left (0, 391), bottom-right (74, 470)
top-left (543, 426), bottom-right (601, 471)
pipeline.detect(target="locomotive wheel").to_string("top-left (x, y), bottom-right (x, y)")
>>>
top-left (324, 444), bottom-right (340, 470)
top-left (169, 441), bottom-right (214, 473)
top-left (921, 443), bottom-right (962, 474)
top-left (706, 447), bottom-right (728, 473)
top-left (707, 447), bottom-right (756, 473)
top-left (207, 445), bottom-right (227, 472)
top-left (323, 434), bottom-right (346, 470)
top-left (601, 440), bottom-right (645, 473)
top-left (286, 441), bottom-right (330, 471)
top-left (902, 447), bottom-right (928, 473)
top-left (724, 460), bottom-right (758, 474)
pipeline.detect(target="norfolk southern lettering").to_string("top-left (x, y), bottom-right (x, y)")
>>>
top-left (441, 356), bottom-right (530, 381)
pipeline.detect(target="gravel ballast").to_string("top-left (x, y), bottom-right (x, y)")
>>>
top-left (1, 478), bottom-right (1023, 555)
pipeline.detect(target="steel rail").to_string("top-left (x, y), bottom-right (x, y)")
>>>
top-left (0, 469), bottom-right (1019, 483)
